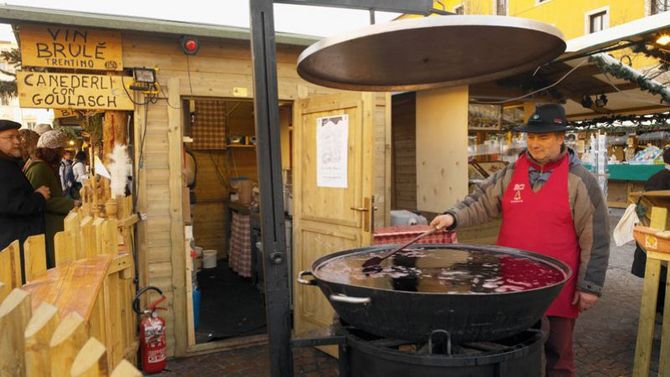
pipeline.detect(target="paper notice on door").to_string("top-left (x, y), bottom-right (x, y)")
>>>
top-left (316, 114), bottom-right (349, 188)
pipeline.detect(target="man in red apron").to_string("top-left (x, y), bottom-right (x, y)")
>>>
top-left (431, 104), bottom-right (610, 377)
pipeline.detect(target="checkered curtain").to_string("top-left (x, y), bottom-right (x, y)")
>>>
top-left (373, 225), bottom-right (457, 245)
top-left (229, 211), bottom-right (252, 278)
top-left (192, 99), bottom-right (227, 150)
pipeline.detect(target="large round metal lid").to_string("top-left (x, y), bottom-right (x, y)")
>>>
top-left (297, 15), bottom-right (566, 91)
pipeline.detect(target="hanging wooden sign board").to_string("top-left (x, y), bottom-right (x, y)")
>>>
top-left (16, 71), bottom-right (135, 110)
top-left (18, 24), bottom-right (123, 71)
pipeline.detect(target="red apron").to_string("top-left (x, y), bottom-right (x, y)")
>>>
top-left (497, 153), bottom-right (579, 318)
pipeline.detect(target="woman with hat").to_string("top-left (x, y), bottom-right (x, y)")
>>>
top-left (24, 130), bottom-right (78, 267)
top-left (431, 104), bottom-right (610, 377)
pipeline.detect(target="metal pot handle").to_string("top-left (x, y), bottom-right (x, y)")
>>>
top-left (297, 270), bottom-right (317, 286)
top-left (329, 294), bottom-right (371, 305)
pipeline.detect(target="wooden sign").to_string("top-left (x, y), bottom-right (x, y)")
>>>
top-left (54, 109), bottom-right (79, 118)
top-left (17, 71), bottom-right (135, 110)
top-left (19, 24), bottom-right (123, 71)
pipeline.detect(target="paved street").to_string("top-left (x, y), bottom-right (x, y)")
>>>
top-left (165, 210), bottom-right (655, 376)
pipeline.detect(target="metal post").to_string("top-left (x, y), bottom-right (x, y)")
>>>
top-left (249, 1), bottom-right (293, 376)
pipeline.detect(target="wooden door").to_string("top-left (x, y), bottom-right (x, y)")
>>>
top-left (293, 92), bottom-right (375, 342)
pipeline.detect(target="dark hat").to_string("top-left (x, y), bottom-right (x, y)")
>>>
top-left (0, 119), bottom-right (21, 132)
top-left (516, 104), bottom-right (570, 133)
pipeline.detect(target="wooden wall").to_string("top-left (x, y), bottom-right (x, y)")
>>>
top-left (374, 93), bottom-right (392, 228)
top-left (416, 86), bottom-right (470, 212)
top-left (391, 92), bottom-right (417, 211)
top-left (122, 31), bottom-right (392, 357)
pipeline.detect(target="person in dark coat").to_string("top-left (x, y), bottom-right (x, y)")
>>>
top-left (24, 130), bottom-right (76, 268)
top-left (631, 147), bottom-right (670, 313)
top-left (0, 120), bottom-right (50, 279)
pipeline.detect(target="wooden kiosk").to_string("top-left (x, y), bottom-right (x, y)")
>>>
top-left (1, 5), bottom-right (394, 358)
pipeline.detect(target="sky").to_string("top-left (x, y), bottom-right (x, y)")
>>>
top-left (0, 0), bottom-right (402, 42)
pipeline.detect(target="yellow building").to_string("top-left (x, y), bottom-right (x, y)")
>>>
top-left (431, 0), bottom-right (656, 40)
top-left (404, 1), bottom-right (666, 68)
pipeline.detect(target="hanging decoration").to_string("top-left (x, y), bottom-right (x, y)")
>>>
top-left (569, 111), bottom-right (670, 132)
top-left (631, 43), bottom-right (670, 71)
top-left (589, 53), bottom-right (670, 104)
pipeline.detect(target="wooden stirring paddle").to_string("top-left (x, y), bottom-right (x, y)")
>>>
top-left (362, 227), bottom-right (439, 272)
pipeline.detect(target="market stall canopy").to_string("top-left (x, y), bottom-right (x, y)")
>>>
top-left (297, 15), bottom-right (566, 91)
top-left (469, 11), bottom-right (670, 120)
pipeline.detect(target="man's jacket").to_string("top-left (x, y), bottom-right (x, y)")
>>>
top-left (0, 156), bottom-right (46, 251)
top-left (446, 148), bottom-right (610, 296)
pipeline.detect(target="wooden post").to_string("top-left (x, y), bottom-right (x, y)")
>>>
top-left (54, 232), bottom-right (76, 266)
top-left (24, 303), bottom-right (59, 377)
top-left (49, 312), bottom-right (88, 377)
top-left (0, 240), bottom-right (22, 300)
top-left (102, 219), bottom-right (119, 255)
top-left (80, 217), bottom-right (96, 258)
top-left (64, 211), bottom-right (82, 258)
top-left (633, 206), bottom-right (670, 377)
top-left (70, 337), bottom-right (108, 377)
top-left (110, 360), bottom-right (141, 377)
top-left (103, 111), bottom-right (127, 164)
top-left (93, 218), bottom-right (106, 255)
top-left (23, 235), bottom-right (47, 282)
top-left (0, 289), bottom-right (32, 377)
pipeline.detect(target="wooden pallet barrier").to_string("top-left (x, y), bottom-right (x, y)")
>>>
top-left (0, 287), bottom-right (141, 377)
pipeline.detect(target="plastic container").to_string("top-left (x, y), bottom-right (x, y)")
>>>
top-left (193, 246), bottom-right (203, 271)
top-left (192, 287), bottom-right (201, 330)
top-left (390, 210), bottom-right (427, 226)
top-left (202, 249), bottom-right (217, 269)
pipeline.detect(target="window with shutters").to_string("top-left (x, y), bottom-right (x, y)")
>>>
top-left (589, 11), bottom-right (607, 33)
top-left (651, 0), bottom-right (670, 14)
top-left (496, 0), bottom-right (507, 15)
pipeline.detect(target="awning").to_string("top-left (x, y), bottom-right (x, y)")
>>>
top-left (470, 12), bottom-right (670, 120)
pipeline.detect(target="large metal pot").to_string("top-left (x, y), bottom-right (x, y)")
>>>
top-left (298, 244), bottom-right (570, 343)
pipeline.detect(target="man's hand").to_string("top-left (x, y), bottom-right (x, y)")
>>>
top-left (35, 186), bottom-right (50, 200)
top-left (430, 214), bottom-right (455, 230)
top-left (572, 291), bottom-right (599, 312)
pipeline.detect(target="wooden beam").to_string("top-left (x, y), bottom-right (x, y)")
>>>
top-left (25, 303), bottom-right (59, 377)
top-left (70, 338), bottom-right (108, 377)
top-left (0, 240), bottom-right (22, 299)
top-left (110, 360), bottom-right (142, 377)
top-left (103, 111), bottom-right (128, 164)
top-left (49, 312), bottom-right (88, 377)
top-left (167, 77), bottom-right (187, 357)
top-left (23, 235), bottom-right (46, 282)
top-left (0, 288), bottom-right (32, 377)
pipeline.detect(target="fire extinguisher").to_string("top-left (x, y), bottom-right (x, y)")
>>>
top-left (134, 286), bottom-right (167, 374)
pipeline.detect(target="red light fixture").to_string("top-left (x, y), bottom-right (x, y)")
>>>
top-left (180, 35), bottom-right (200, 55)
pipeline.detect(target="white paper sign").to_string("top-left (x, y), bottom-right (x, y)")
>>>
top-left (94, 155), bottom-right (111, 179)
top-left (316, 114), bottom-right (349, 188)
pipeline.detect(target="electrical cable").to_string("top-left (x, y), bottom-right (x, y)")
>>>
top-left (186, 55), bottom-right (195, 96)
top-left (120, 75), bottom-right (153, 106)
top-left (158, 82), bottom-right (182, 109)
top-left (473, 59), bottom-right (588, 104)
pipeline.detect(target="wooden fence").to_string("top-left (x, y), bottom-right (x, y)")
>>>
top-left (0, 195), bottom-right (141, 376)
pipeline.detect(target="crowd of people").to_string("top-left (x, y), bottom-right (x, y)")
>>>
top-left (0, 120), bottom-right (88, 278)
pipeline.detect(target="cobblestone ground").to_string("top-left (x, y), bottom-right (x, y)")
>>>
top-left (165, 210), bottom-right (653, 376)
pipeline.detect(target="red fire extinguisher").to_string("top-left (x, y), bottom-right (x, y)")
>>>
top-left (134, 286), bottom-right (167, 374)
